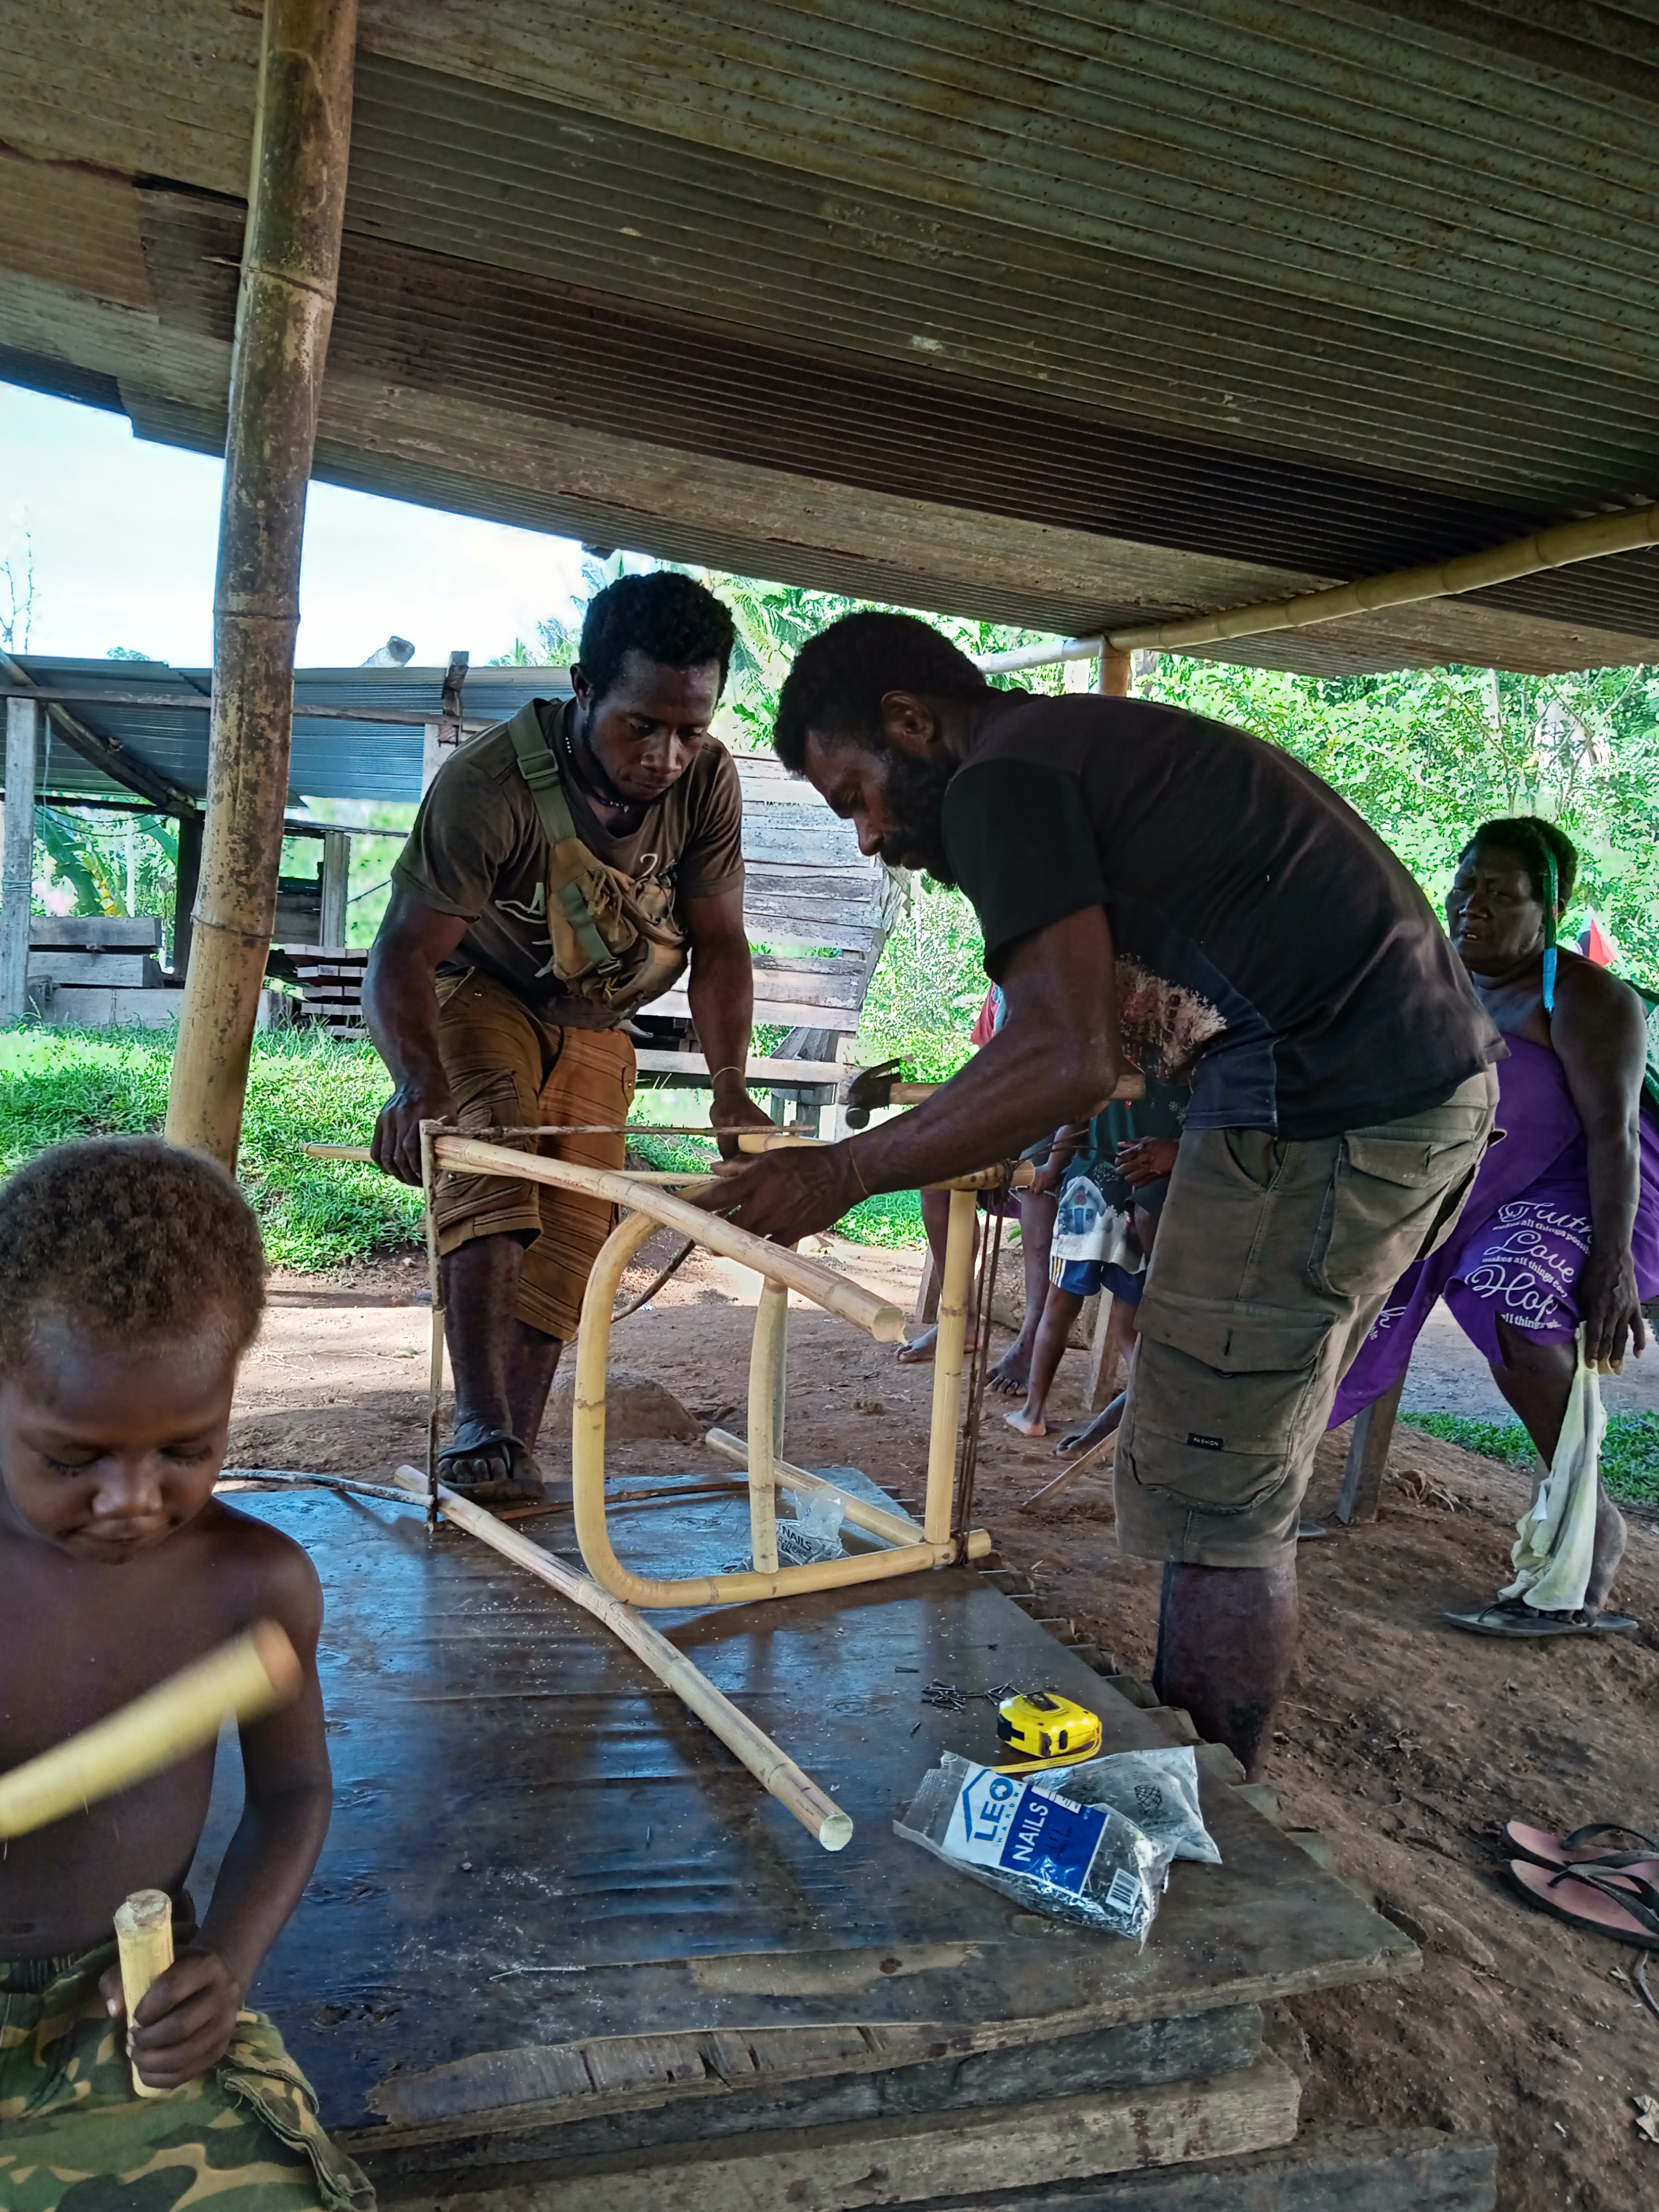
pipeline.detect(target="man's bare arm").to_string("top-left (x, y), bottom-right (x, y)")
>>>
top-left (697, 905), bottom-right (1121, 1243)
top-left (362, 887), bottom-right (473, 1184)
top-left (678, 886), bottom-right (775, 1158)
top-left (1552, 956), bottom-right (1649, 1364)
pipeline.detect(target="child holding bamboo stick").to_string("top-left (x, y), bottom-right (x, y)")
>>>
top-left (0, 1138), bottom-right (371, 2210)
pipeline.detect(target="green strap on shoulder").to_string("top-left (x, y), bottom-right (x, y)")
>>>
top-left (504, 703), bottom-right (621, 976)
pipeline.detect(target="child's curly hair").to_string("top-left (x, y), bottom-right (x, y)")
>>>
top-left (0, 1137), bottom-right (266, 1369)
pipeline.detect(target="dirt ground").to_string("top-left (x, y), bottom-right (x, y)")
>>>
top-left (233, 1237), bottom-right (1659, 2212)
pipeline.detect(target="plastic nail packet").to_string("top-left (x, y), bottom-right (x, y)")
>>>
top-left (1038, 1745), bottom-right (1221, 1868)
top-left (776, 1486), bottom-right (845, 1566)
top-left (895, 1753), bottom-right (1164, 1939)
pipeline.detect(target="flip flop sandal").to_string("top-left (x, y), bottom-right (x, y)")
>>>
top-left (1506, 1821), bottom-right (1659, 1882)
top-left (1509, 1858), bottom-right (1659, 1951)
top-left (437, 1432), bottom-right (543, 1504)
top-left (1445, 1598), bottom-right (1637, 1639)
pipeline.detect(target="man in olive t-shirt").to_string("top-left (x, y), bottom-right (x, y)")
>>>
top-left (365, 575), bottom-right (773, 1501)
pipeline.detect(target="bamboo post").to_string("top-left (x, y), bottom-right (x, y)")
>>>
top-left (924, 1187), bottom-right (977, 1544)
top-left (115, 1889), bottom-right (176, 2099)
top-left (0, 1623), bottom-right (300, 1839)
top-left (164, 0), bottom-right (358, 1166)
top-left (319, 826), bottom-right (350, 946)
top-left (747, 1280), bottom-right (787, 1573)
top-left (1097, 648), bottom-right (1133, 697)
top-left (1, 696), bottom-right (40, 1022)
top-left (391, 1468), bottom-right (852, 1851)
top-left (420, 1118), bottom-right (445, 1528)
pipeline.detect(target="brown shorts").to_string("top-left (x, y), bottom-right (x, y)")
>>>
top-left (430, 968), bottom-right (635, 1341)
top-left (1115, 1068), bottom-right (1498, 1568)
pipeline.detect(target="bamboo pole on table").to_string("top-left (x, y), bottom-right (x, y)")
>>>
top-left (164, 0), bottom-right (358, 1168)
top-left (0, 1623), bottom-right (300, 1840)
top-left (702, 1429), bottom-right (994, 1559)
top-left (390, 1468), bottom-right (852, 1851)
top-left (115, 1890), bottom-right (175, 2099)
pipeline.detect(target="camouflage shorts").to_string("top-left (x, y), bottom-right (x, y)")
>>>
top-left (0, 1942), bottom-right (373, 2211)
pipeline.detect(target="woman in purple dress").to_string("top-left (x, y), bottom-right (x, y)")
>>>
top-left (1331, 817), bottom-right (1658, 1637)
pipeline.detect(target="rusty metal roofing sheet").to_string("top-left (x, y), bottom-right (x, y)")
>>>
top-left (4, 1), bottom-right (1659, 675)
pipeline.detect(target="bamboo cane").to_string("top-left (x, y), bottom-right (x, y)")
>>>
top-left (925, 1187), bottom-right (978, 1545)
top-left (163, 0), bottom-right (358, 1167)
top-left (1107, 497), bottom-right (1659, 655)
top-left (389, 1469), bottom-right (852, 1851)
top-left (1019, 1427), bottom-right (1119, 1511)
top-left (431, 1136), bottom-right (905, 1340)
top-left (420, 1119), bottom-right (445, 1528)
top-left (747, 1280), bottom-right (787, 1574)
top-left (0, 1623), bottom-right (301, 1840)
top-left (115, 1890), bottom-right (175, 2100)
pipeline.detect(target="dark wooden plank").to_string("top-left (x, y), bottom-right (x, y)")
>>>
top-left (195, 1490), bottom-right (1415, 2138)
top-left (358, 2009), bottom-right (1262, 2175)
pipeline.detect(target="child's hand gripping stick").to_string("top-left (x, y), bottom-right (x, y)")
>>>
top-left (0, 1620), bottom-right (301, 1840)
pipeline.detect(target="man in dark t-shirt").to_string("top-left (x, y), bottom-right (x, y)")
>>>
top-left (705, 613), bottom-right (1500, 1778)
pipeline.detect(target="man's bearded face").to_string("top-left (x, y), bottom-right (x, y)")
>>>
top-left (801, 732), bottom-right (958, 884)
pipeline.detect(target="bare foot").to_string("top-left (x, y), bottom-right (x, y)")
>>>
top-left (986, 1337), bottom-right (1035, 1394)
top-left (1053, 1392), bottom-right (1126, 1459)
top-left (896, 1322), bottom-right (984, 1364)
top-left (1004, 1406), bottom-right (1048, 1438)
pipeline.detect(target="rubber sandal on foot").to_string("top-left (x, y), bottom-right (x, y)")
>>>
top-left (437, 1431), bottom-right (543, 1504)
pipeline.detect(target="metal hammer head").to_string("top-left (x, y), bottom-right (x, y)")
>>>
top-left (843, 1057), bottom-right (907, 1129)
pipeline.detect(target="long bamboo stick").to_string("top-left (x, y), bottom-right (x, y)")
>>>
top-left (432, 1136), bottom-right (905, 1340)
top-left (164, 0), bottom-right (358, 1167)
top-left (1107, 497), bottom-right (1659, 655)
top-left (0, 1623), bottom-right (301, 1840)
top-left (115, 1890), bottom-right (175, 2099)
top-left (389, 1468), bottom-right (852, 1851)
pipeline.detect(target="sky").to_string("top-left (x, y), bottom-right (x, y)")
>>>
top-left (0, 383), bottom-right (597, 669)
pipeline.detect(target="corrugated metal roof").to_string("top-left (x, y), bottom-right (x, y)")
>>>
top-left (6, 659), bottom-right (569, 807)
top-left (4, 1), bottom-right (1659, 673)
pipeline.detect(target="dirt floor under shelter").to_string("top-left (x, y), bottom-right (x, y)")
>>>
top-left (230, 1234), bottom-right (1659, 2212)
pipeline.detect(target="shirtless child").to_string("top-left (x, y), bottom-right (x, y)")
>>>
top-left (0, 1138), bottom-right (371, 2211)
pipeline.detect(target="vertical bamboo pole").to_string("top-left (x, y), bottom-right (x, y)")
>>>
top-left (1097, 648), bottom-right (1133, 697)
top-left (164, 0), bottom-right (358, 1166)
top-left (0, 697), bottom-right (39, 1021)
top-left (420, 1119), bottom-right (445, 1529)
top-left (924, 1186), bottom-right (977, 1543)
top-left (748, 1280), bottom-right (787, 1572)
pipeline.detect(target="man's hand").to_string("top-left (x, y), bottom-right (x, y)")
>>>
top-left (99, 1945), bottom-right (244, 2091)
top-left (1578, 1243), bottom-right (1647, 1369)
top-left (696, 1142), bottom-right (864, 1244)
top-left (372, 1077), bottom-right (457, 1186)
top-left (710, 1078), bottom-right (776, 1162)
top-left (1117, 1136), bottom-right (1180, 1191)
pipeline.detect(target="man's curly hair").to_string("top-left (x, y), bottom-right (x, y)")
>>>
top-left (576, 573), bottom-right (735, 703)
top-left (0, 1137), bottom-right (266, 1370)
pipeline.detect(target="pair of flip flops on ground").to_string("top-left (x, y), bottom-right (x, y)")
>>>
top-left (1445, 1595), bottom-right (1639, 1638)
top-left (1507, 1821), bottom-right (1659, 2018)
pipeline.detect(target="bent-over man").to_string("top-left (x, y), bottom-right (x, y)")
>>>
top-left (702, 612), bottom-right (1501, 1777)
top-left (366, 574), bottom-right (772, 1501)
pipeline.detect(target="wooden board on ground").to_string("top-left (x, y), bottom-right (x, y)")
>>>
top-left (195, 1485), bottom-right (1415, 2161)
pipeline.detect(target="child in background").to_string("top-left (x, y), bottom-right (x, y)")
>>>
top-left (1004, 1080), bottom-right (1187, 1444)
top-left (0, 1138), bottom-right (371, 2211)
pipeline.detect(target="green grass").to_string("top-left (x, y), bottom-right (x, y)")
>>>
top-left (0, 1027), bottom-right (422, 1272)
top-left (1401, 1407), bottom-right (1659, 1507)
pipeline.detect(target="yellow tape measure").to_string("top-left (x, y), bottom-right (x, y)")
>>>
top-left (993, 1689), bottom-right (1103, 1770)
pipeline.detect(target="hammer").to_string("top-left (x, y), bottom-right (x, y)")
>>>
top-left (843, 1059), bottom-right (938, 1128)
